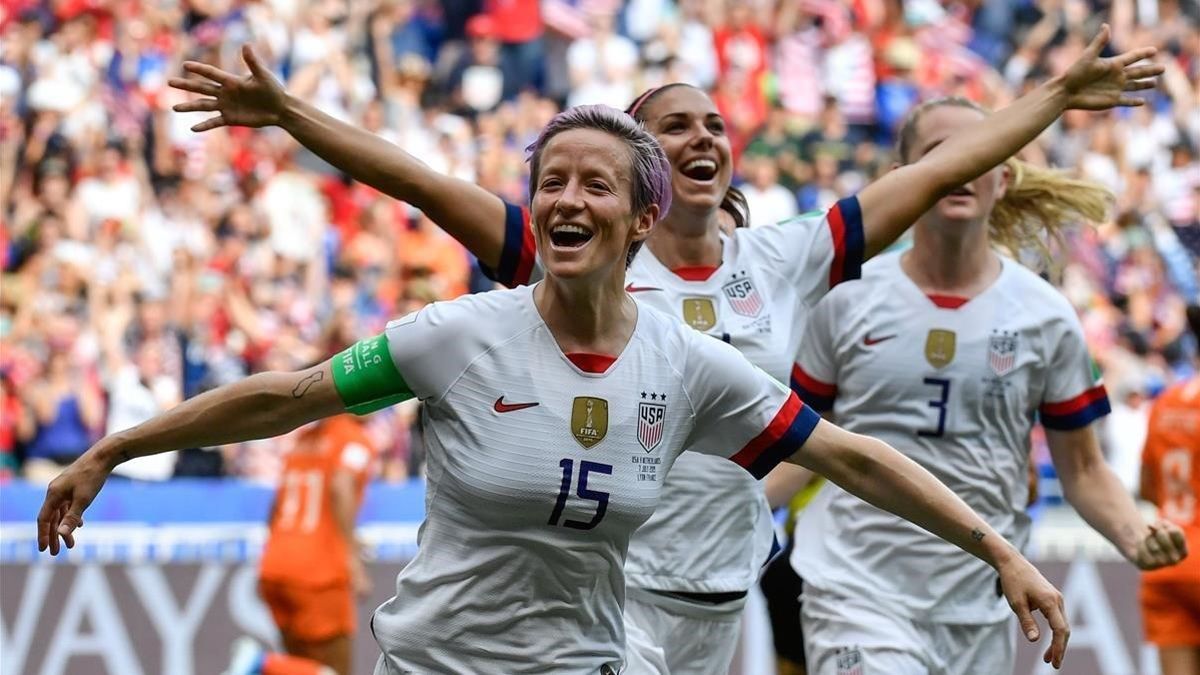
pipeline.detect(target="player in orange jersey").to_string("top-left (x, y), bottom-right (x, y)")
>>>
top-left (227, 414), bottom-right (377, 675)
top-left (1140, 306), bottom-right (1200, 675)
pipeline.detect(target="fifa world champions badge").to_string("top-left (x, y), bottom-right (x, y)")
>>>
top-left (924, 329), bottom-right (957, 369)
top-left (682, 297), bottom-right (717, 331)
top-left (571, 397), bottom-right (608, 448)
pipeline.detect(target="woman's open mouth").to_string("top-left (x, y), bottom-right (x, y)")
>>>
top-left (549, 223), bottom-right (595, 249)
top-left (679, 158), bottom-right (718, 183)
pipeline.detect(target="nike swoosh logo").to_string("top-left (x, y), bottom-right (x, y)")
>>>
top-left (863, 333), bottom-right (897, 346)
top-left (625, 285), bottom-right (663, 293)
top-left (494, 396), bottom-right (540, 413)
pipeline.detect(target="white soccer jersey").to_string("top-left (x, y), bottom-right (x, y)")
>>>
top-left (483, 198), bottom-right (865, 593)
top-left (789, 253), bottom-right (1111, 624)
top-left (358, 285), bottom-right (820, 673)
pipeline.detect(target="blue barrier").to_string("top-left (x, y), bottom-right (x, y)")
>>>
top-left (0, 478), bottom-right (427, 523)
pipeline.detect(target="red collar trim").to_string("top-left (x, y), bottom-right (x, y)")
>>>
top-left (927, 294), bottom-right (970, 309)
top-left (671, 265), bottom-right (719, 281)
top-left (566, 353), bottom-right (618, 373)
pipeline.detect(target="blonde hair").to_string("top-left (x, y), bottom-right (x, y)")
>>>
top-left (897, 97), bottom-right (1113, 269)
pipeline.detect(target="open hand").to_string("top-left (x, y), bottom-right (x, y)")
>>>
top-left (168, 45), bottom-right (288, 132)
top-left (1133, 520), bottom-right (1189, 570)
top-left (1060, 24), bottom-right (1163, 110)
top-left (997, 556), bottom-right (1070, 669)
top-left (36, 453), bottom-right (111, 556)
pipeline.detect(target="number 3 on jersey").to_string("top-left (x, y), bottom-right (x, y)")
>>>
top-left (919, 378), bottom-right (951, 438)
top-left (549, 459), bottom-right (613, 530)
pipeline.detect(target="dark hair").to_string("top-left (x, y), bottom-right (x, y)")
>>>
top-left (526, 105), bottom-right (672, 268)
top-left (625, 84), bottom-right (750, 229)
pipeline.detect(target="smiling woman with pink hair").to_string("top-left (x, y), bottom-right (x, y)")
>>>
top-left (40, 94), bottom-right (1070, 673)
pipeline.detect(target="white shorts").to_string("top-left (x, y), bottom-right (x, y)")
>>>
top-left (624, 612), bottom-right (669, 674)
top-left (625, 586), bottom-right (746, 675)
top-left (800, 586), bottom-right (1015, 675)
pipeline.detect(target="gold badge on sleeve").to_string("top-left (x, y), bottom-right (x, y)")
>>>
top-left (682, 298), bottom-right (717, 332)
top-left (571, 397), bottom-right (609, 448)
top-left (924, 329), bottom-right (957, 369)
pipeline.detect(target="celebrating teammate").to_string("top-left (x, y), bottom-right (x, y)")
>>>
top-left (150, 29), bottom-right (1155, 671)
top-left (1140, 306), bottom-right (1200, 675)
top-left (40, 100), bottom-right (1070, 673)
top-left (160, 27), bottom-right (1164, 672)
top-left (787, 91), bottom-right (1189, 674)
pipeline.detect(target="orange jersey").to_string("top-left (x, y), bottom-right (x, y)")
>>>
top-left (1141, 378), bottom-right (1200, 585)
top-left (260, 415), bottom-right (377, 587)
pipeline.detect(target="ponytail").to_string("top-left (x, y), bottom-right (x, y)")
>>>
top-left (990, 158), bottom-right (1112, 269)
top-left (721, 185), bottom-right (750, 229)
top-left (897, 96), bottom-right (1112, 271)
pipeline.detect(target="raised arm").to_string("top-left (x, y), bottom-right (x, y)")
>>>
top-left (1048, 425), bottom-right (1187, 570)
top-left (168, 45), bottom-right (510, 270)
top-left (790, 420), bottom-right (1071, 668)
top-left (37, 361), bottom-right (344, 555)
top-left (857, 25), bottom-right (1162, 258)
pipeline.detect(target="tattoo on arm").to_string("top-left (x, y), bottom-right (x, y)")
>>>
top-left (971, 528), bottom-right (986, 542)
top-left (292, 371), bottom-right (325, 399)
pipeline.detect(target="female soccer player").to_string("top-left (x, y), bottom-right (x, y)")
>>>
top-left (40, 100), bottom-right (1070, 674)
top-left (788, 94), bottom-right (1189, 674)
top-left (162, 29), bottom-right (1155, 671)
top-left (1140, 307), bottom-right (1200, 675)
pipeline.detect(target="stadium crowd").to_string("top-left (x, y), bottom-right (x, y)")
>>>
top-left (0, 0), bottom-right (1196, 490)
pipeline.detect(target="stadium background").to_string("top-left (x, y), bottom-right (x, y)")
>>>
top-left (0, 0), bottom-right (1196, 673)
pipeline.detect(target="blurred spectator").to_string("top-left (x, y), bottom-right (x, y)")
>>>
top-left (565, 4), bottom-right (638, 107)
top-left (0, 0), bottom-right (1195, 493)
top-left (22, 341), bottom-right (104, 483)
top-left (485, 0), bottom-right (544, 100)
top-left (105, 340), bottom-right (182, 481)
top-left (440, 13), bottom-right (506, 114)
top-left (739, 154), bottom-right (798, 228)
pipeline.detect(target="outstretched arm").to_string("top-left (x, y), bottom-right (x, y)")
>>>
top-left (37, 361), bottom-right (344, 555)
top-left (169, 45), bottom-right (509, 269)
top-left (1048, 425), bottom-right (1187, 570)
top-left (857, 25), bottom-right (1161, 258)
top-left (791, 420), bottom-right (1071, 669)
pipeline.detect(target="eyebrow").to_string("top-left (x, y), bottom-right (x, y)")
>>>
top-left (657, 112), bottom-right (722, 122)
top-left (538, 158), bottom-right (623, 183)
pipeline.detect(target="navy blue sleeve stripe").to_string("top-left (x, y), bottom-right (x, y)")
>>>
top-left (838, 195), bottom-right (865, 284)
top-left (478, 201), bottom-right (526, 285)
top-left (1040, 397), bottom-right (1112, 430)
top-left (791, 379), bottom-right (834, 413)
top-left (745, 404), bottom-right (822, 480)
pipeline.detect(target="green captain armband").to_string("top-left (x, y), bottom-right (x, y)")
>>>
top-left (332, 334), bottom-right (414, 415)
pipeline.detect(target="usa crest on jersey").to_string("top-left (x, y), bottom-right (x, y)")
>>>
top-left (637, 393), bottom-right (666, 453)
top-left (722, 272), bottom-right (763, 317)
top-left (988, 330), bottom-right (1018, 376)
top-left (835, 647), bottom-right (864, 675)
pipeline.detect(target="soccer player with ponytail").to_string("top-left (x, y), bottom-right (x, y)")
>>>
top-left (787, 94), bottom-right (1188, 675)
top-left (153, 27), bottom-right (1162, 671)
